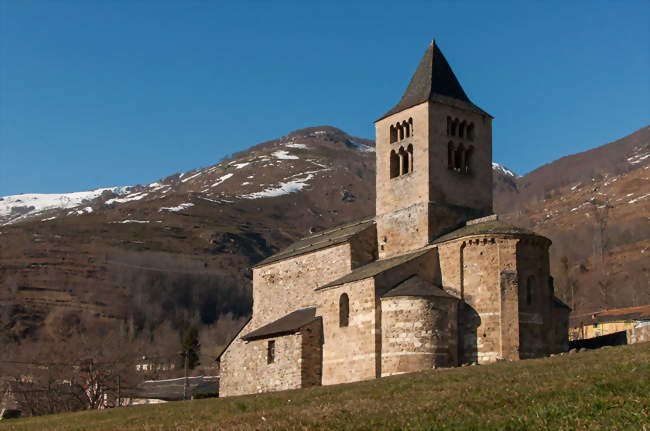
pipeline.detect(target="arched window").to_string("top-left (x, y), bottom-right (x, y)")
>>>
top-left (390, 150), bottom-right (399, 178)
top-left (454, 143), bottom-right (465, 172)
top-left (447, 117), bottom-right (452, 136)
top-left (409, 117), bottom-right (413, 135)
top-left (390, 125), bottom-right (397, 143)
top-left (407, 144), bottom-right (414, 173)
top-left (339, 293), bottom-right (349, 327)
top-left (448, 142), bottom-right (454, 170)
top-left (451, 119), bottom-right (458, 136)
top-left (459, 121), bottom-right (466, 138)
top-left (526, 276), bottom-right (535, 306)
top-left (464, 146), bottom-right (474, 173)
top-left (403, 121), bottom-right (410, 138)
top-left (396, 123), bottom-right (403, 141)
top-left (467, 123), bottom-right (475, 141)
top-left (399, 146), bottom-right (408, 175)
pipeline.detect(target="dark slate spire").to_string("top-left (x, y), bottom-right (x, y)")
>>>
top-left (377, 40), bottom-right (489, 121)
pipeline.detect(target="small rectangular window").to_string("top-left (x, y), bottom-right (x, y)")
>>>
top-left (267, 340), bottom-right (275, 364)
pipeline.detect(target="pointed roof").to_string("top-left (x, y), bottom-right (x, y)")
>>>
top-left (377, 40), bottom-right (490, 121)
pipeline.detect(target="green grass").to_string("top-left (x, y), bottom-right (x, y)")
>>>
top-left (3, 344), bottom-right (649, 430)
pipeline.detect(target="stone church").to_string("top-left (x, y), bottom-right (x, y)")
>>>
top-left (219, 41), bottom-right (570, 397)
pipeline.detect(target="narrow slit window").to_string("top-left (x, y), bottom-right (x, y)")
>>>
top-left (339, 293), bottom-right (349, 327)
top-left (267, 340), bottom-right (275, 364)
top-left (526, 277), bottom-right (535, 306)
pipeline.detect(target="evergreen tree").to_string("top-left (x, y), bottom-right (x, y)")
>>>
top-left (181, 325), bottom-right (200, 369)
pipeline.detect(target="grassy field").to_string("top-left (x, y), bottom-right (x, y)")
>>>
top-left (2, 343), bottom-right (648, 430)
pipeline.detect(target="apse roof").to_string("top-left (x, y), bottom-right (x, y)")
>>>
top-left (432, 220), bottom-right (539, 244)
top-left (382, 275), bottom-right (458, 300)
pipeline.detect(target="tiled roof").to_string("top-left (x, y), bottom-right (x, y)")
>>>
top-left (432, 220), bottom-right (539, 244)
top-left (316, 247), bottom-right (433, 291)
top-left (377, 40), bottom-right (490, 122)
top-left (381, 275), bottom-right (458, 300)
top-left (254, 218), bottom-right (375, 268)
top-left (241, 307), bottom-right (318, 341)
top-left (591, 305), bottom-right (650, 324)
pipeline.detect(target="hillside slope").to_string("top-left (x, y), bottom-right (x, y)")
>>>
top-left (2, 343), bottom-right (648, 430)
top-left (0, 127), bottom-right (377, 348)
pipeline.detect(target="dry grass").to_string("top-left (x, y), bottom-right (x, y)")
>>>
top-left (2, 343), bottom-right (649, 430)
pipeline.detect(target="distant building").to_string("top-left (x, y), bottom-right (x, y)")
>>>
top-left (218, 40), bottom-right (570, 397)
top-left (569, 305), bottom-right (650, 344)
top-left (135, 356), bottom-right (176, 373)
top-left (126, 376), bottom-right (219, 405)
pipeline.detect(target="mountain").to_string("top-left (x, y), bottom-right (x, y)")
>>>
top-left (0, 125), bottom-right (648, 351)
top-left (0, 126), bottom-right (377, 350)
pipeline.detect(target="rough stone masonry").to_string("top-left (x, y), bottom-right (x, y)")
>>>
top-left (218, 40), bottom-right (569, 397)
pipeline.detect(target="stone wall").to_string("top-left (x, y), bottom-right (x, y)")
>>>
top-left (252, 243), bottom-right (352, 327)
top-left (219, 329), bottom-right (303, 397)
top-left (381, 296), bottom-right (458, 376)
top-left (376, 201), bottom-right (430, 259)
top-left (627, 324), bottom-right (650, 344)
top-left (375, 103), bottom-right (430, 217)
top-left (516, 238), bottom-right (552, 359)
top-left (374, 102), bottom-right (491, 259)
top-left (319, 278), bottom-right (379, 385)
top-left (350, 224), bottom-right (379, 268)
top-left (219, 319), bottom-right (323, 397)
top-left (427, 104), bottom-right (492, 212)
top-left (552, 305), bottom-right (570, 353)
top-left (300, 318), bottom-right (323, 387)
top-left (437, 235), bottom-right (554, 364)
top-left (375, 102), bottom-right (493, 218)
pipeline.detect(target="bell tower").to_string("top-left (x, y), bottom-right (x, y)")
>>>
top-left (374, 41), bottom-right (493, 258)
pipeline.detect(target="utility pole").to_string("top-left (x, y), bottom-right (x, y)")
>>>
top-left (183, 353), bottom-right (189, 400)
top-left (117, 375), bottom-right (120, 407)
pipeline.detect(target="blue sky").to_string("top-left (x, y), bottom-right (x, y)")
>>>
top-left (1, 1), bottom-right (648, 196)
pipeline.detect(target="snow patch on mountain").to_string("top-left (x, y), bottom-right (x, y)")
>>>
top-left (272, 150), bottom-right (299, 160)
top-left (211, 173), bottom-right (234, 187)
top-left (628, 151), bottom-right (649, 165)
top-left (180, 171), bottom-right (202, 183)
top-left (492, 162), bottom-right (519, 177)
top-left (345, 139), bottom-right (375, 152)
top-left (241, 173), bottom-right (314, 199)
top-left (286, 143), bottom-right (308, 149)
top-left (159, 203), bottom-right (195, 212)
top-left (105, 192), bottom-right (148, 205)
top-left (0, 187), bottom-right (131, 224)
